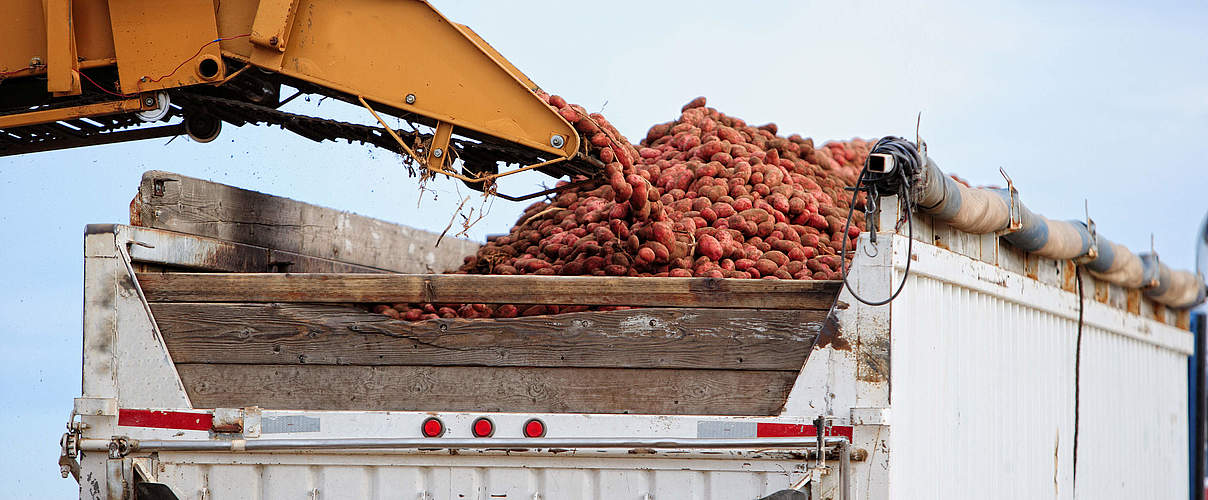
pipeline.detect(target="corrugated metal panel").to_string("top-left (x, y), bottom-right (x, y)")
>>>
top-left (1076, 327), bottom-right (1188, 499)
top-left (153, 454), bottom-right (808, 499)
top-left (888, 239), bottom-right (1190, 499)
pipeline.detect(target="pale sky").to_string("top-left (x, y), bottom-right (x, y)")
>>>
top-left (2, 1), bottom-right (1206, 495)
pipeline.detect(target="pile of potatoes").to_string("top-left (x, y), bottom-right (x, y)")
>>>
top-left (373, 97), bottom-right (871, 321)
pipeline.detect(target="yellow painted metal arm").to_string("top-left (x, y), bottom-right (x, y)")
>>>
top-left (1, 0), bottom-right (581, 174)
top-left (230, 0), bottom-right (579, 161)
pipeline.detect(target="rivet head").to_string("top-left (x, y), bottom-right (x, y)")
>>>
top-left (405, 94), bottom-right (416, 105)
top-left (550, 134), bottom-right (565, 148)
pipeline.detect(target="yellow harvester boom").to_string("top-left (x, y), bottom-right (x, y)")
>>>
top-left (0, 0), bottom-right (589, 194)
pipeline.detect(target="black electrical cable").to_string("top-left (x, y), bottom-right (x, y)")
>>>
top-left (837, 137), bottom-right (917, 306)
top-left (1073, 265), bottom-right (1084, 491)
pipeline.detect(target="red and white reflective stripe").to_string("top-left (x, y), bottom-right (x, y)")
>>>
top-left (756, 423), bottom-right (853, 440)
top-left (697, 420), bottom-right (854, 440)
top-left (118, 409), bottom-right (212, 431)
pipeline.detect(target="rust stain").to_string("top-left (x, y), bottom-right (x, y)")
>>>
top-left (932, 233), bottom-right (948, 250)
top-left (1177, 310), bottom-right (1191, 330)
top-left (813, 313), bottom-right (851, 351)
top-left (857, 335), bottom-right (890, 383)
top-left (1024, 254), bottom-right (1039, 280)
top-left (1126, 289), bottom-right (1141, 314)
top-left (129, 194), bottom-right (144, 226)
top-left (1061, 261), bottom-right (1077, 293)
top-left (210, 422), bottom-right (242, 433)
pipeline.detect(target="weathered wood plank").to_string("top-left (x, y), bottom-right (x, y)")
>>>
top-left (137, 273), bottom-right (842, 309)
top-left (175, 364), bottom-right (797, 415)
top-left (153, 303), bottom-right (823, 371)
top-left (124, 226), bottom-right (388, 273)
top-left (131, 170), bottom-right (479, 273)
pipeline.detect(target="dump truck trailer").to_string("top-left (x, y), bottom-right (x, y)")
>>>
top-left (60, 171), bottom-right (1197, 500)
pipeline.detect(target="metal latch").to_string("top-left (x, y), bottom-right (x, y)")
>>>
top-left (58, 431), bottom-right (80, 481)
top-left (210, 406), bottom-right (262, 437)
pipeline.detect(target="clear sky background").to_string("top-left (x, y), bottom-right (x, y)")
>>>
top-left (2, 0), bottom-right (1206, 496)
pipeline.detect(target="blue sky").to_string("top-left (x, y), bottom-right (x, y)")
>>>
top-left (2, 1), bottom-right (1206, 496)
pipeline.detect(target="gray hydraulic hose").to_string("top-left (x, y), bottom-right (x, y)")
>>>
top-left (1082, 234), bottom-right (1145, 288)
top-left (914, 157), bottom-right (1092, 259)
top-left (907, 147), bottom-right (1204, 309)
top-left (1140, 254), bottom-right (1206, 309)
top-left (914, 158), bottom-right (1011, 234)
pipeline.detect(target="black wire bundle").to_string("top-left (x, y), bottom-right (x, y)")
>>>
top-left (837, 137), bottom-right (922, 306)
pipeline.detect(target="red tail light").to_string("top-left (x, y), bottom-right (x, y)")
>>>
top-left (523, 418), bottom-right (546, 438)
top-left (421, 417), bottom-right (444, 438)
top-left (471, 417), bottom-right (494, 438)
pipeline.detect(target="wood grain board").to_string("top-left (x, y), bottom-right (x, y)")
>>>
top-left (131, 170), bottom-right (479, 273)
top-left (137, 272), bottom-right (842, 309)
top-left (175, 364), bottom-right (797, 415)
top-left (153, 303), bottom-right (824, 371)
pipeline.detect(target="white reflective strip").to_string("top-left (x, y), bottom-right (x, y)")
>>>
top-left (697, 421), bottom-right (757, 438)
top-left (262, 415), bottom-right (322, 434)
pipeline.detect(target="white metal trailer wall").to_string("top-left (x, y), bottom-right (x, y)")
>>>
top-left (152, 454), bottom-right (809, 499)
top-left (1076, 328), bottom-right (1189, 499)
top-left (887, 238), bottom-right (1191, 499)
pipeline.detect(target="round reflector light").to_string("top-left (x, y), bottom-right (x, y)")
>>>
top-left (523, 418), bottom-right (546, 438)
top-left (471, 417), bottom-right (494, 438)
top-left (421, 417), bottom-right (444, 438)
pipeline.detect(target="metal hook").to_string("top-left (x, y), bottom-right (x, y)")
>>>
top-left (1079, 199), bottom-right (1098, 263)
top-left (998, 167), bottom-right (1022, 234)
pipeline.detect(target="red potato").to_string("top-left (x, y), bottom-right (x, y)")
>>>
top-left (682, 96), bottom-right (707, 111)
top-left (385, 97), bottom-right (871, 321)
top-left (698, 234), bottom-right (723, 261)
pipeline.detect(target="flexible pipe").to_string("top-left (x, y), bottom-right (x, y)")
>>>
top-left (907, 148), bottom-right (1205, 309)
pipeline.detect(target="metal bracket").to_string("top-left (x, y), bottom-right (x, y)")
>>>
top-left (426, 121), bottom-right (455, 173)
top-left (244, 406), bottom-right (263, 438)
top-left (1075, 200), bottom-right (1099, 264)
top-left (998, 167), bottom-right (1023, 234)
top-left (212, 408), bottom-right (245, 434)
top-left (74, 397), bottom-right (118, 417)
top-left (1146, 234), bottom-right (1161, 289)
top-left (849, 407), bottom-right (890, 426)
top-left (250, 0), bottom-right (301, 53)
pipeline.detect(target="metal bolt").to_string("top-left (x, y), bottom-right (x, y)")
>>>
top-left (405, 94), bottom-right (416, 105)
top-left (433, 148), bottom-right (443, 158)
top-left (550, 134), bottom-right (565, 148)
top-left (268, 36), bottom-right (279, 46)
top-left (144, 96), bottom-right (156, 107)
top-left (30, 57), bottom-right (43, 67)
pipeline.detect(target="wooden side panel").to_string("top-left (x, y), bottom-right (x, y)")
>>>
top-left (176, 364), bottom-right (797, 415)
top-left (136, 273), bottom-right (842, 310)
top-left (153, 303), bottom-right (823, 371)
top-left (131, 171), bottom-right (479, 273)
top-left (124, 226), bottom-right (387, 273)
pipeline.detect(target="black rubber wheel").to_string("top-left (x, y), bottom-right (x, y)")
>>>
top-left (184, 114), bottom-right (221, 143)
